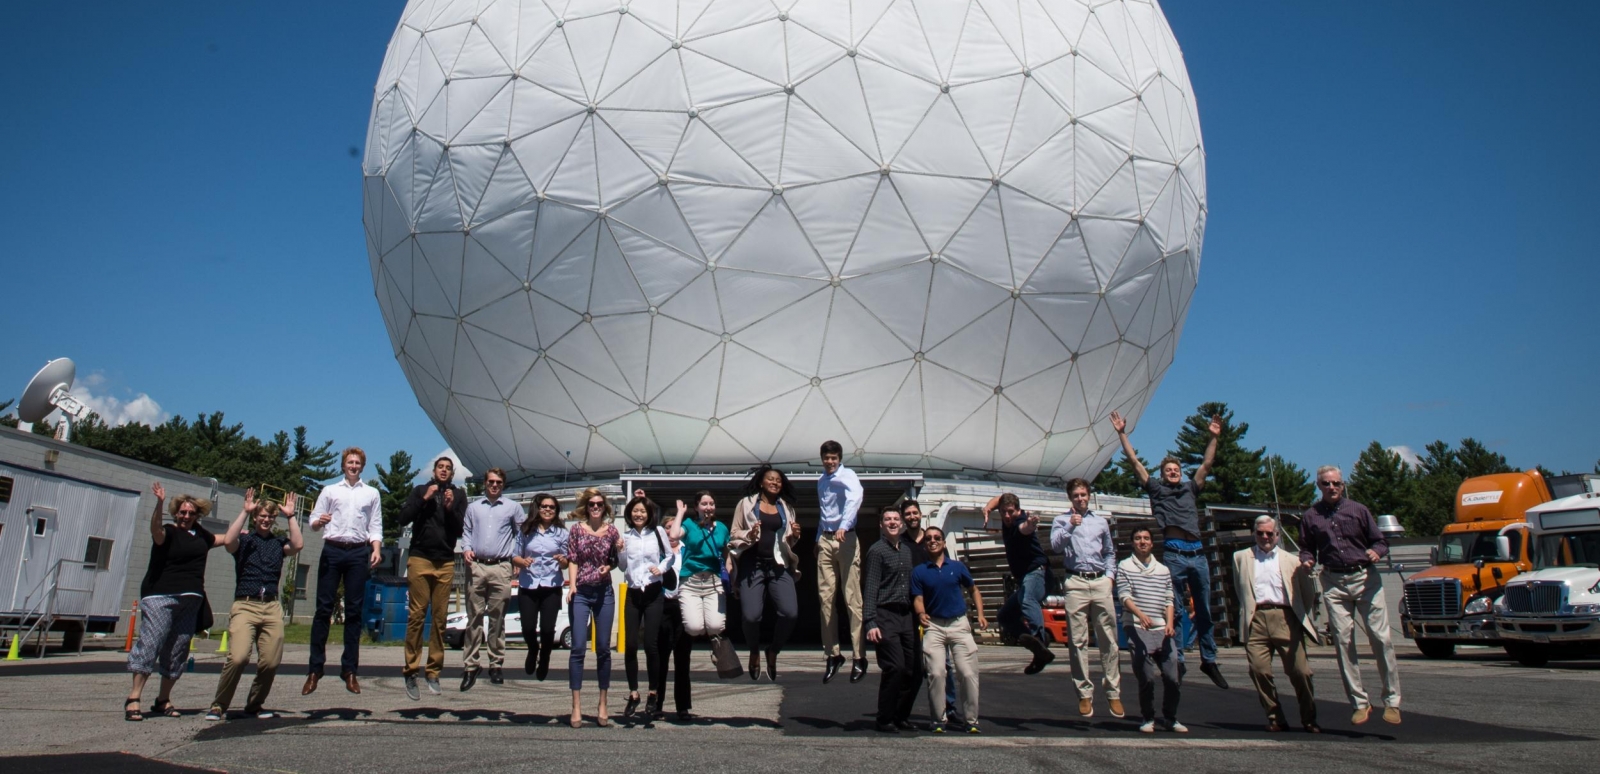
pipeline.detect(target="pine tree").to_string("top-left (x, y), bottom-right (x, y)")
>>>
top-left (1261, 454), bottom-right (1315, 507)
top-left (0, 399), bottom-right (17, 429)
top-left (1094, 454), bottom-right (1149, 496)
top-left (1456, 438), bottom-right (1512, 478)
top-left (374, 451), bottom-right (420, 543)
top-left (1406, 440), bottom-right (1458, 537)
top-left (1348, 442), bottom-right (1414, 528)
top-left (1173, 401), bottom-right (1265, 506)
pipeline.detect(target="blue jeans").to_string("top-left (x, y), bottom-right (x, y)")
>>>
top-left (310, 542), bottom-right (369, 677)
top-left (943, 646), bottom-right (959, 717)
top-left (1164, 549), bottom-right (1216, 663)
top-left (998, 566), bottom-right (1050, 642)
top-left (569, 583), bottom-right (615, 692)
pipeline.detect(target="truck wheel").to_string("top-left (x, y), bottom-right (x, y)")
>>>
top-left (1505, 643), bottom-right (1549, 667)
top-left (1416, 640), bottom-right (1455, 659)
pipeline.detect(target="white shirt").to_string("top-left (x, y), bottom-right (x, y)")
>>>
top-left (311, 478), bottom-right (382, 544)
top-left (1252, 544), bottom-right (1287, 606)
top-left (816, 466), bottom-right (863, 535)
top-left (619, 526), bottom-right (673, 591)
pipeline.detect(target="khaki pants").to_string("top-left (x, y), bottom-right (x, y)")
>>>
top-left (405, 556), bottom-right (454, 678)
top-left (1321, 567), bottom-right (1402, 710)
top-left (1064, 574), bottom-right (1121, 700)
top-left (211, 599), bottom-right (284, 712)
top-left (922, 615), bottom-right (979, 724)
top-left (816, 532), bottom-right (864, 660)
top-left (464, 560), bottom-right (515, 670)
top-left (1246, 607), bottom-right (1316, 726)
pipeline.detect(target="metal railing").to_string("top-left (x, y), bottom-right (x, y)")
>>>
top-left (3, 558), bottom-right (99, 657)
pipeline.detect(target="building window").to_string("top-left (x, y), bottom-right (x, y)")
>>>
top-left (34, 517), bottom-right (47, 537)
top-left (295, 565), bottom-right (310, 600)
top-left (0, 475), bottom-right (12, 503)
top-left (84, 537), bottom-right (114, 570)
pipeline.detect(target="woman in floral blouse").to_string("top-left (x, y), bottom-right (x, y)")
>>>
top-left (565, 487), bottom-right (622, 728)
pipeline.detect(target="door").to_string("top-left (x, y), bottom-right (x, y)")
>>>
top-left (15, 506), bottom-right (58, 610)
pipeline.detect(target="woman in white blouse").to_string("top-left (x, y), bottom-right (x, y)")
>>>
top-left (617, 495), bottom-right (683, 721)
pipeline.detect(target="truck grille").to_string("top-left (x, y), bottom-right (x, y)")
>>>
top-left (1404, 578), bottom-right (1462, 618)
top-left (1503, 582), bottom-right (1565, 614)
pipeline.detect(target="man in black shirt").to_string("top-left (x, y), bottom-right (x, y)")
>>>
top-left (983, 492), bottom-right (1055, 675)
top-left (207, 489), bottom-right (304, 720)
top-left (398, 456), bottom-right (467, 700)
top-left (863, 504), bottom-right (922, 732)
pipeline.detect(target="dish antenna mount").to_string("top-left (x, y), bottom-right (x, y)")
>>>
top-left (18, 358), bottom-right (89, 441)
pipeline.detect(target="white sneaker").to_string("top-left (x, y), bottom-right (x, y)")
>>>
top-left (204, 708), bottom-right (224, 722)
top-left (1165, 720), bottom-right (1189, 733)
top-left (425, 678), bottom-right (442, 695)
top-left (1138, 720), bottom-right (1155, 734)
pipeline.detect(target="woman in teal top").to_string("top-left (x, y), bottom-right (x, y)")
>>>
top-left (677, 490), bottom-right (729, 641)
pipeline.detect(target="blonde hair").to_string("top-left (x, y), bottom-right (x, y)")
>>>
top-left (573, 487), bottom-right (611, 521)
top-left (168, 495), bottom-right (212, 518)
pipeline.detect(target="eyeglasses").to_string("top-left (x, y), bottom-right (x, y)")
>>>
top-left (538, 504), bottom-right (557, 510)
top-left (176, 510), bottom-right (197, 517)
top-left (1318, 480), bottom-right (1345, 488)
top-left (1255, 530), bottom-right (1276, 537)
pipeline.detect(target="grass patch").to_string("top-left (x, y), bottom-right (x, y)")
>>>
top-left (200, 623), bottom-right (406, 647)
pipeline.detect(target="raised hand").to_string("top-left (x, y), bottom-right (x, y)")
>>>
top-left (676, 500), bottom-right (688, 520)
top-left (442, 488), bottom-right (455, 508)
top-left (1070, 513), bottom-right (1083, 527)
top-left (151, 482), bottom-right (166, 501)
top-left (1109, 410), bottom-right (1127, 434)
top-left (280, 492), bottom-right (299, 517)
top-left (1208, 414), bottom-right (1223, 437)
top-left (633, 488), bottom-right (646, 501)
top-left (424, 483), bottom-right (439, 501)
top-left (244, 487), bottom-right (257, 513)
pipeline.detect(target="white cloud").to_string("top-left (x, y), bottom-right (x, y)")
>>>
top-left (431, 447), bottom-right (472, 485)
top-left (40, 371), bottom-right (168, 428)
top-left (1388, 444), bottom-right (1422, 469)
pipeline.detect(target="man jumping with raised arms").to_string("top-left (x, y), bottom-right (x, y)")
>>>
top-left (1109, 410), bottom-right (1231, 690)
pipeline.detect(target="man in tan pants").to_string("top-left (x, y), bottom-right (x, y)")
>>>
top-left (817, 441), bottom-right (867, 683)
top-left (398, 456), bottom-right (465, 700)
top-left (1234, 515), bottom-right (1320, 732)
top-left (912, 527), bottom-right (986, 733)
top-left (209, 489), bottom-right (303, 720)
top-left (459, 468), bottom-right (522, 690)
top-left (1050, 478), bottom-right (1122, 718)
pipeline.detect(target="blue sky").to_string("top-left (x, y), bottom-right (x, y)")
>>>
top-left (3, 1), bottom-right (1596, 485)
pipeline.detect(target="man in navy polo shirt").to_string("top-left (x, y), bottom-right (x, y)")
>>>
top-left (912, 526), bottom-right (986, 734)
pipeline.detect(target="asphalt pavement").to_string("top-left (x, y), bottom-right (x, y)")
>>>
top-left (2, 636), bottom-right (1597, 773)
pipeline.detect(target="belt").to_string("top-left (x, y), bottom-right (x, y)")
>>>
top-left (237, 592), bottom-right (278, 602)
top-left (1165, 548), bottom-right (1204, 557)
top-left (1255, 603), bottom-right (1290, 611)
top-left (1324, 563), bottom-right (1371, 574)
top-left (475, 557), bottom-right (509, 565)
top-left (325, 539), bottom-right (368, 550)
top-left (1067, 570), bottom-right (1105, 580)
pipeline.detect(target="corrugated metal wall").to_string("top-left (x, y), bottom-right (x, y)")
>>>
top-left (0, 464), bottom-right (140, 619)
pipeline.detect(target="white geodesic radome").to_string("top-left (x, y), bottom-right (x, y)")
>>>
top-left (362, 0), bottom-right (1205, 484)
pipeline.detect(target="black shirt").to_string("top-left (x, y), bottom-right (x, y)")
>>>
top-left (233, 531), bottom-right (289, 598)
top-left (141, 524), bottom-right (215, 597)
top-left (908, 531), bottom-right (932, 567)
top-left (1001, 517), bottom-right (1049, 580)
top-left (863, 537), bottom-right (914, 628)
top-left (399, 482), bottom-right (466, 562)
top-left (1144, 478), bottom-right (1203, 539)
top-left (757, 506), bottom-right (781, 556)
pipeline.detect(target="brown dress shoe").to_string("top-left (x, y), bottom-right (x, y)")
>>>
top-left (1078, 697), bottom-right (1094, 717)
top-left (301, 674), bottom-right (320, 696)
top-left (344, 674), bottom-right (361, 694)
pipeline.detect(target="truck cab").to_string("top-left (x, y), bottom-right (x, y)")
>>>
top-left (1494, 486), bottom-right (1600, 667)
top-left (1400, 471), bottom-right (1546, 658)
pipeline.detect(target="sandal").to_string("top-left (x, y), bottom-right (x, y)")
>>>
top-left (151, 699), bottom-right (181, 718)
top-left (124, 699), bottom-right (144, 722)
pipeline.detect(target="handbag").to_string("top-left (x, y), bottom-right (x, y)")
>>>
top-left (654, 529), bottom-right (679, 593)
top-left (195, 591), bottom-right (215, 633)
top-left (710, 635), bottom-right (745, 679)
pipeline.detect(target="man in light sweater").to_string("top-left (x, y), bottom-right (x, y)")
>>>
top-left (1116, 527), bottom-right (1185, 733)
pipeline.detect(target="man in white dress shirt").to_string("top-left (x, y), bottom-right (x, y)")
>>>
top-left (303, 447), bottom-right (383, 696)
top-left (1232, 515), bottom-right (1320, 733)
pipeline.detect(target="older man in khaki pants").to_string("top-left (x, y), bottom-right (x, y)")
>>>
top-left (1234, 515), bottom-right (1319, 733)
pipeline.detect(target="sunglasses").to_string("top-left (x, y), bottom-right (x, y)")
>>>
top-left (587, 501), bottom-right (606, 508)
top-left (925, 536), bottom-right (945, 543)
top-left (1318, 480), bottom-right (1345, 488)
top-left (1256, 530), bottom-right (1276, 537)
top-left (538, 504), bottom-right (558, 510)
top-left (176, 510), bottom-right (198, 517)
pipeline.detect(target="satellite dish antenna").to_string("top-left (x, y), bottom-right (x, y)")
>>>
top-left (18, 358), bottom-right (89, 441)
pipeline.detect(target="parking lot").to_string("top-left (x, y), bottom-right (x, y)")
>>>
top-left (2, 636), bottom-right (1597, 773)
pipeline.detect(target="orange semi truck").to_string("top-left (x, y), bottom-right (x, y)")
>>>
top-left (1400, 471), bottom-right (1550, 658)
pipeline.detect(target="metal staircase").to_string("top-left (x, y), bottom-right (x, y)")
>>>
top-left (1, 558), bottom-right (97, 657)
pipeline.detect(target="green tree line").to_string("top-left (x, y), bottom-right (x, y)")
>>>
top-left (1095, 401), bottom-right (1594, 537)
